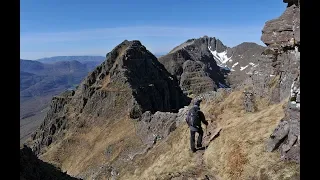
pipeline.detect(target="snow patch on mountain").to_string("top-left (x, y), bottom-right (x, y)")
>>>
top-left (232, 62), bottom-right (239, 68)
top-left (240, 65), bottom-right (249, 71)
top-left (208, 46), bottom-right (232, 67)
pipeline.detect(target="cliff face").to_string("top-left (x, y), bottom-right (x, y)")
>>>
top-left (243, 0), bottom-right (300, 163)
top-left (29, 40), bottom-right (191, 155)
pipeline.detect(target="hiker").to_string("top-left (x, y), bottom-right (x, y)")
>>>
top-left (186, 99), bottom-right (208, 152)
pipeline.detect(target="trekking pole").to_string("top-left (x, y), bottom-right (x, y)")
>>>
top-left (205, 125), bottom-right (208, 151)
top-left (206, 125), bottom-right (208, 136)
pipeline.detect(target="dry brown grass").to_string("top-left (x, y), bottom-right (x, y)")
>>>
top-left (120, 123), bottom-right (207, 180)
top-left (119, 89), bottom-right (299, 180)
top-left (226, 142), bottom-right (248, 179)
top-left (39, 116), bottom-right (143, 178)
top-left (39, 88), bottom-right (299, 180)
top-left (202, 89), bottom-right (299, 180)
top-left (101, 74), bottom-right (111, 90)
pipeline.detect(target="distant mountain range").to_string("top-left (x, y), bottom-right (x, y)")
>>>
top-left (20, 57), bottom-right (104, 143)
top-left (20, 59), bottom-right (102, 96)
top-left (36, 55), bottom-right (105, 64)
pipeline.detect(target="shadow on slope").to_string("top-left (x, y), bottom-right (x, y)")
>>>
top-left (20, 145), bottom-right (81, 180)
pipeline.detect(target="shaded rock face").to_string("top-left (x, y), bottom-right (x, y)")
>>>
top-left (159, 36), bottom-right (230, 95)
top-left (243, 0), bottom-right (300, 164)
top-left (29, 40), bottom-right (191, 155)
top-left (284, 0), bottom-right (299, 7)
top-left (20, 145), bottom-right (80, 180)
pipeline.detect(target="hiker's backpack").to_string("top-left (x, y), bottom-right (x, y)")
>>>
top-left (186, 107), bottom-right (200, 128)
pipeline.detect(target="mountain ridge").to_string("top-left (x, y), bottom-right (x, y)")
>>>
top-left (158, 36), bottom-right (265, 95)
top-left (22, 1), bottom-right (300, 177)
top-left (28, 40), bottom-right (191, 156)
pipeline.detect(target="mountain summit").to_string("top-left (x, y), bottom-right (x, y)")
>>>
top-left (159, 36), bottom-right (230, 95)
top-left (29, 40), bottom-right (190, 155)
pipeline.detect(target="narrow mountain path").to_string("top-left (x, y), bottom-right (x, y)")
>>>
top-left (168, 123), bottom-right (222, 180)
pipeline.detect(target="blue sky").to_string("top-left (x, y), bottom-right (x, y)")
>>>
top-left (21, 0), bottom-right (286, 60)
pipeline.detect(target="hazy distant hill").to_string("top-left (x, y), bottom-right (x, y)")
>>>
top-left (20, 58), bottom-right (103, 144)
top-left (37, 55), bottom-right (105, 64)
top-left (20, 59), bottom-right (100, 97)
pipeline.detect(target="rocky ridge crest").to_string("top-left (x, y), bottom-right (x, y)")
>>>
top-left (29, 40), bottom-right (191, 155)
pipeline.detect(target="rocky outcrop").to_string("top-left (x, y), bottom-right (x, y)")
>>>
top-left (243, 90), bottom-right (256, 112)
top-left (135, 88), bottom-right (232, 146)
top-left (247, 0), bottom-right (300, 104)
top-left (20, 145), bottom-right (80, 180)
top-left (30, 90), bottom-right (74, 154)
top-left (244, 0), bottom-right (300, 163)
top-left (29, 40), bottom-right (191, 155)
top-left (159, 36), bottom-right (230, 95)
top-left (136, 104), bottom-right (191, 146)
top-left (261, 3), bottom-right (300, 50)
top-left (137, 111), bottom-right (178, 145)
top-left (266, 76), bottom-right (300, 163)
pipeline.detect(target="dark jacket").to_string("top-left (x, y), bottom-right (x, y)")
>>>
top-left (188, 105), bottom-right (208, 131)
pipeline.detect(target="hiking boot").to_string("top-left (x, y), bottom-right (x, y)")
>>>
top-left (191, 148), bottom-right (197, 153)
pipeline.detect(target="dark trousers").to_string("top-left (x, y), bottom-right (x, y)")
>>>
top-left (190, 128), bottom-right (203, 151)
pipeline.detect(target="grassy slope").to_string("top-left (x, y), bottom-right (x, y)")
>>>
top-left (120, 90), bottom-right (299, 180)
top-left (36, 89), bottom-right (299, 180)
